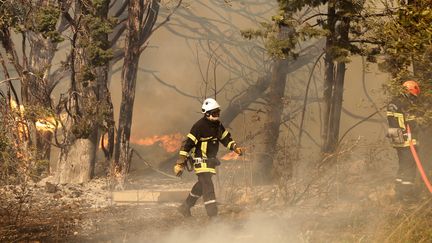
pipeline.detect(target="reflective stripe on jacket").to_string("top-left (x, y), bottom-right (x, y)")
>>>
top-left (387, 97), bottom-right (418, 148)
top-left (179, 117), bottom-right (236, 173)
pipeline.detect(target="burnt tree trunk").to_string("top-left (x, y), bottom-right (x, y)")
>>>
top-left (56, 1), bottom-right (100, 184)
top-left (27, 32), bottom-right (58, 162)
top-left (255, 58), bottom-right (289, 184)
top-left (322, 0), bottom-right (354, 154)
top-left (94, 0), bottom-right (114, 175)
top-left (325, 17), bottom-right (350, 153)
top-left (114, 0), bottom-right (159, 183)
top-left (322, 1), bottom-right (336, 154)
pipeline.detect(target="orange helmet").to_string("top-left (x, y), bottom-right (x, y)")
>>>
top-left (402, 80), bottom-right (420, 96)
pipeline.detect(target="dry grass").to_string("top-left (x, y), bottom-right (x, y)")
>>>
top-left (374, 198), bottom-right (432, 243)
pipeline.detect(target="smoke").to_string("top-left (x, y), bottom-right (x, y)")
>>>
top-left (149, 212), bottom-right (300, 243)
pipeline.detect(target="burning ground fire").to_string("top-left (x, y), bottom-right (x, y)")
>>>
top-left (129, 133), bottom-right (241, 161)
top-left (130, 133), bottom-right (183, 153)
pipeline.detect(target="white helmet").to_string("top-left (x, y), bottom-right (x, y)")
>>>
top-left (201, 98), bottom-right (220, 113)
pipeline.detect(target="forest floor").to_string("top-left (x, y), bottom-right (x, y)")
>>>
top-left (1, 155), bottom-right (431, 243)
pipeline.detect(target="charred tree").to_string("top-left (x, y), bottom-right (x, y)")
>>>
top-left (0, 1), bottom-right (68, 168)
top-left (255, 58), bottom-right (289, 184)
top-left (57, 0), bottom-right (113, 183)
top-left (26, 1), bottom-right (67, 162)
top-left (321, 1), bottom-right (337, 154)
top-left (324, 17), bottom-right (350, 154)
top-left (321, 1), bottom-right (361, 154)
top-left (113, 0), bottom-right (160, 183)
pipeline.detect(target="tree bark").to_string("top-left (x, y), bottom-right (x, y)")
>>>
top-left (254, 58), bottom-right (289, 184)
top-left (56, 139), bottom-right (96, 184)
top-left (326, 18), bottom-right (350, 152)
top-left (56, 1), bottom-right (99, 183)
top-left (322, 1), bottom-right (336, 154)
top-left (27, 32), bottom-right (58, 162)
top-left (95, 0), bottom-right (114, 174)
top-left (114, 0), bottom-right (159, 183)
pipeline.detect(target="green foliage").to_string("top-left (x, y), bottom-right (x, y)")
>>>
top-left (80, 8), bottom-right (115, 67)
top-left (241, 0), bottom-right (363, 61)
top-left (81, 67), bottom-right (96, 83)
top-left (0, 0), bottom-right (27, 29)
top-left (34, 6), bottom-right (63, 43)
top-left (69, 96), bottom-right (111, 139)
top-left (241, 11), bottom-right (325, 59)
top-left (371, 1), bottom-right (432, 125)
top-left (277, 0), bottom-right (328, 12)
top-left (92, 0), bottom-right (108, 10)
top-left (22, 104), bottom-right (55, 124)
top-left (0, 1), bottom-right (63, 43)
top-left (375, 1), bottom-right (432, 78)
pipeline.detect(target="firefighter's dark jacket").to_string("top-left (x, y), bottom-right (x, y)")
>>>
top-left (179, 117), bottom-right (236, 174)
top-left (386, 96), bottom-right (419, 147)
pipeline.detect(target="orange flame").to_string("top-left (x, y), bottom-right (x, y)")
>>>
top-left (35, 117), bottom-right (58, 132)
top-left (221, 151), bottom-right (239, 161)
top-left (131, 133), bottom-right (183, 152)
top-left (10, 100), bottom-right (59, 133)
top-left (99, 136), bottom-right (109, 149)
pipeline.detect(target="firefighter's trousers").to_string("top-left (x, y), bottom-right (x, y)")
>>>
top-left (395, 147), bottom-right (417, 200)
top-left (184, 172), bottom-right (217, 217)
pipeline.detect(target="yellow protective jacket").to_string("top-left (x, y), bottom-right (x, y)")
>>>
top-left (386, 96), bottom-right (418, 148)
top-left (179, 117), bottom-right (237, 173)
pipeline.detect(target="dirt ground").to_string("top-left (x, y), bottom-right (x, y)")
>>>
top-left (1, 150), bottom-right (431, 243)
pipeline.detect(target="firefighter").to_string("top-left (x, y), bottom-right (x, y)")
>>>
top-left (386, 80), bottom-right (421, 202)
top-left (174, 98), bottom-right (243, 218)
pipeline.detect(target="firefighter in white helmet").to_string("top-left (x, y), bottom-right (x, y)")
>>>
top-left (174, 98), bottom-right (244, 217)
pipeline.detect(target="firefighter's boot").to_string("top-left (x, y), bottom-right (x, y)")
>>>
top-left (177, 202), bottom-right (192, 217)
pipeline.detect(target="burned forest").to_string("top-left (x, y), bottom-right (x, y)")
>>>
top-left (1, 0), bottom-right (432, 242)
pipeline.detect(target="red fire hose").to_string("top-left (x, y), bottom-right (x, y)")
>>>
top-left (407, 124), bottom-right (432, 194)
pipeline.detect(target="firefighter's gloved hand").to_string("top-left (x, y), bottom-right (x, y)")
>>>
top-left (233, 145), bottom-right (244, 156)
top-left (174, 163), bottom-right (184, 177)
top-left (174, 154), bottom-right (187, 177)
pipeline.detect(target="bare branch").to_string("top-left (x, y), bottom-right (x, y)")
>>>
top-left (349, 39), bottom-right (384, 45)
top-left (146, 71), bottom-right (199, 100)
top-left (0, 77), bottom-right (21, 86)
top-left (110, 22), bottom-right (127, 47)
top-left (150, 0), bottom-right (183, 35)
top-left (298, 51), bottom-right (325, 148)
top-left (114, 0), bottom-right (130, 18)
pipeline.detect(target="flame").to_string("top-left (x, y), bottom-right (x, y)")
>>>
top-left (99, 136), bottom-right (109, 149)
top-left (10, 100), bottom-right (28, 141)
top-left (35, 117), bottom-right (58, 132)
top-left (131, 133), bottom-right (183, 152)
top-left (221, 151), bottom-right (239, 161)
top-left (10, 100), bottom-right (59, 133)
top-left (10, 100), bottom-right (25, 113)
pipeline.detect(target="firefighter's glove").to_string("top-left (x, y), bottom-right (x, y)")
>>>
top-left (174, 154), bottom-right (187, 177)
top-left (174, 164), bottom-right (184, 177)
top-left (233, 145), bottom-right (244, 156)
